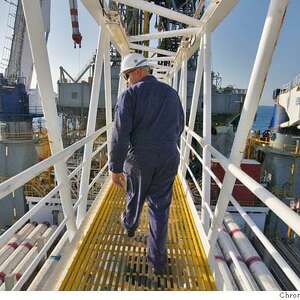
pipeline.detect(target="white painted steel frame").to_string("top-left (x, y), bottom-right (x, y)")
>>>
top-left (179, 56), bottom-right (187, 166)
top-left (104, 35), bottom-right (113, 159)
top-left (182, 37), bottom-right (204, 177)
top-left (21, 0), bottom-right (76, 240)
top-left (113, 0), bottom-right (203, 27)
top-left (182, 127), bottom-right (300, 289)
top-left (77, 28), bottom-right (109, 226)
top-left (3, 0), bottom-right (298, 291)
top-left (0, 140), bottom-right (109, 290)
top-left (201, 32), bottom-right (212, 234)
top-left (207, 0), bottom-right (289, 258)
top-left (0, 137), bottom-right (108, 250)
top-left (128, 27), bottom-right (201, 43)
top-left (129, 42), bottom-right (176, 57)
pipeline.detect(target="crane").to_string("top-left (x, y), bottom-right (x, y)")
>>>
top-left (68, 0), bottom-right (82, 48)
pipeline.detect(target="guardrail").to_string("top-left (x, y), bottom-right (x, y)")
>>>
top-left (0, 124), bottom-right (110, 290)
top-left (178, 126), bottom-right (300, 289)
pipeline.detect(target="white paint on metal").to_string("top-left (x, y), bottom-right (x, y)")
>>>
top-left (21, 0), bottom-right (76, 240)
top-left (113, 0), bottom-right (203, 27)
top-left (201, 32), bottom-right (212, 233)
top-left (76, 28), bottom-right (108, 226)
top-left (207, 0), bottom-right (289, 257)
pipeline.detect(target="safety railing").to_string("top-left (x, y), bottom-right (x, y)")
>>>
top-left (0, 124), bottom-right (111, 291)
top-left (177, 126), bottom-right (300, 290)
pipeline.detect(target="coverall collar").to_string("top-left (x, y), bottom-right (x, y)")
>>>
top-left (138, 75), bottom-right (157, 83)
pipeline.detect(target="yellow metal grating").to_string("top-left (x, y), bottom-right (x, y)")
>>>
top-left (59, 177), bottom-right (216, 291)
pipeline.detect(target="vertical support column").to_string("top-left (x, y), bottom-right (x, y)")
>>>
top-left (182, 37), bottom-right (204, 176)
top-left (207, 0), bottom-right (289, 258)
top-left (22, 0), bottom-right (76, 240)
top-left (202, 32), bottom-right (212, 233)
top-left (179, 55), bottom-right (187, 169)
top-left (117, 66), bottom-right (126, 98)
top-left (76, 29), bottom-right (108, 226)
top-left (173, 71), bottom-right (178, 92)
top-left (104, 35), bottom-right (113, 160)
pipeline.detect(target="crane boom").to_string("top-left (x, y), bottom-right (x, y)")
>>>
top-left (69, 0), bottom-right (82, 48)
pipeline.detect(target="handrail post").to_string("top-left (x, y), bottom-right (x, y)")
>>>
top-left (104, 35), bottom-right (113, 161)
top-left (76, 28), bottom-right (108, 227)
top-left (173, 71), bottom-right (178, 92)
top-left (207, 0), bottom-right (289, 259)
top-left (179, 55), bottom-right (187, 171)
top-left (182, 37), bottom-right (204, 177)
top-left (22, 0), bottom-right (76, 240)
top-left (202, 32), bottom-right (212, 233)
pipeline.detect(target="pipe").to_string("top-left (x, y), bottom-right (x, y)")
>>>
top-left (0, 224), bottom-right (48, 283)
top-left (28, 233), bottom-right (68, 290)
top-left (0, 223), bottom-right (35, 266)
top-left (223, 213), bottom-right (281, 290)
top-left (218, 228), bottom-right (259, 290)
top-left (10, 226), bottom-right (56, 287)
top-left (214, 244), bottom-right (238, 290)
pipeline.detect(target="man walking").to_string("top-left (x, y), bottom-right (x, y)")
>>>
top-left (109, 53), bottom-right (184, 274)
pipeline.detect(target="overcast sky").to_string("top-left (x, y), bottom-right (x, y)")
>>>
top-left (0, 0), bottom-right (299, 105)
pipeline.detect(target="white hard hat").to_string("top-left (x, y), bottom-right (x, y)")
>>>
top-left (120, 53), bottom-right (150, 76)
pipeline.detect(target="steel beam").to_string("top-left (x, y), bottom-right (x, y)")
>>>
top-left (77, 29), bottom-right (108, 226)
top-left (22, 0), bottom-right (76, 240)
top-left (129, 27), bottom-right (201, 42)
top-left (113, 0), bottom-right (203, 27)
top-left (202, 32), bottom-right (212, 234)
top-left (207, 0), bottom-right (289, 259)
top-left (129, 43), bottom-right (176, 57)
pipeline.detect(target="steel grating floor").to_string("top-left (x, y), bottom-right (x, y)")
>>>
top-left (59, 177), bottom-right (216, 291)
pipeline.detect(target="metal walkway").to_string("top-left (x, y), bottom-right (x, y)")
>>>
top-left (58, 177), bottom-right (216, 291)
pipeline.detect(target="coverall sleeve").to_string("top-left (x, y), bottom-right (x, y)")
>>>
top-left (109, 90), bottom-right (134, 173)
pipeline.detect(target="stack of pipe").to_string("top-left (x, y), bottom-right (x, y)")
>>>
top-left (0, 223), bottom-right (49, 284)
top-left (223, 213), bottom-right (281, 290)
top-left (0, 223), bottom-right (36, 266)
top-left (214, 243), bottom-right (238, 290)
top-left (28, 233), bottom-right (68, 290)
top-left (218, 227), bottom-right (259, 290)
top-left (11, 225), bottom-right (57, 284)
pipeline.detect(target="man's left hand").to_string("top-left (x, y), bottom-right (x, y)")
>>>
top-left (111, 172), bottom-right (126, 189)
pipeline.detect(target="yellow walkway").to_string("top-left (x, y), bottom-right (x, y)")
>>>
top-left (59, 177), bottom-right (216, 291)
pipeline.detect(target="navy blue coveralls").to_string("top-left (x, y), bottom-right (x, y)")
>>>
top-left (109, 75), bottom-right (184, 271)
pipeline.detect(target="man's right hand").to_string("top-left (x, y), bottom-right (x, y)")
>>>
top-left (111, 172), bottom-right (126, 190)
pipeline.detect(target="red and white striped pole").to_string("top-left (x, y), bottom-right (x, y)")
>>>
top-left (69, 0), bottom-right (82, 48)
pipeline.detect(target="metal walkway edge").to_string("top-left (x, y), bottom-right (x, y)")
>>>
top-left (58, 177), bottom-right (216, 291)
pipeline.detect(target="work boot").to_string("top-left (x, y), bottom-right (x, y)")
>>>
top-left (120, 212), bottom-right (135, 238)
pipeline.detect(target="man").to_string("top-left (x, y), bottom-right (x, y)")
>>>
top-left (109, 53), bottom-right (184, 274)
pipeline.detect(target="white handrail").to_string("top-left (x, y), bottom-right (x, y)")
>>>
top-left (0, 125), bottom-right (109, 200)
top-left (0, 140), bottom-right (108, 249)
top-left (181, 127), bottom-right (300, 289)
top-left (184, 127), bottom-right (300, 237)
top-left (5, 156), bottom-right (109, 291)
